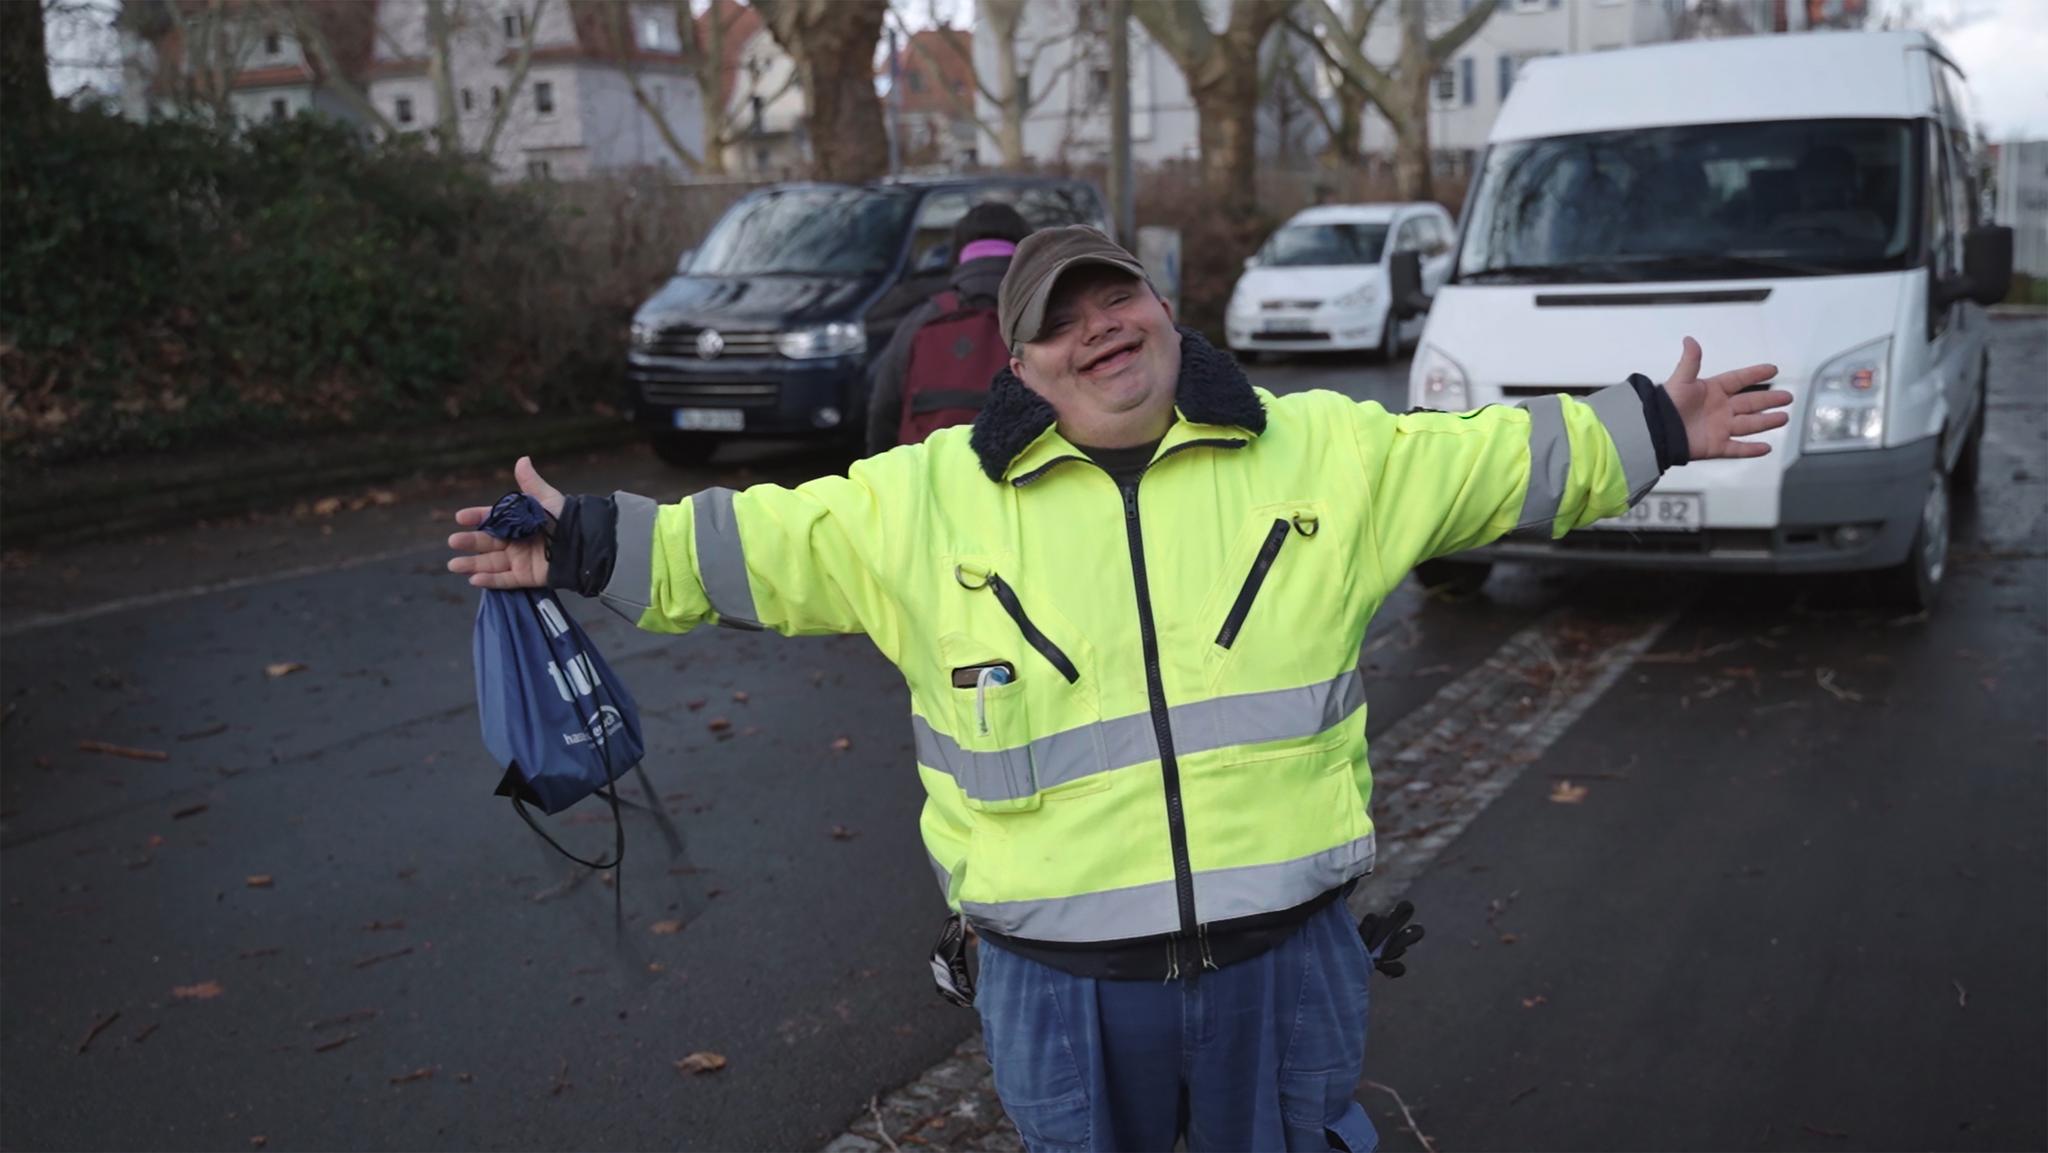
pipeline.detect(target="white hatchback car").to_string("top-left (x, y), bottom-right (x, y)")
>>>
top-left (1226, 203), bottom-right (1456, 360)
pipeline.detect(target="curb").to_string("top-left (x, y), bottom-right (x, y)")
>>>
top-left (0, 414), bottom-right (639, 548)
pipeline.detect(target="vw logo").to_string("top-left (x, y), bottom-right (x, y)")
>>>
top-left (696, 329), bottom-right (725, 359)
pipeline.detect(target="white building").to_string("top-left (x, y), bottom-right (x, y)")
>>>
top-left (367, 0), bottom-right (705, 180)
top-left (990, 0), bottom-right (1706, 174)
top-left (1994, 140), bottom-right (2048, 279)
top-left (120, 1), bottom-right (379, 128)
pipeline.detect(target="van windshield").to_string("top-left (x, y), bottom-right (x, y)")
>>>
top-left (691, 187), bottom-right (916, 276)
top-left (1258, 223), bottom-right (1390, 267)
top-left (1456, 120), bottom-right (1917, 284)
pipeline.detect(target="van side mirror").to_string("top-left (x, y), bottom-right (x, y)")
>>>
top-left (1960, 225), bottom-right (2014, 306)
top-left (1389, 250), bottom-right (1432, 319)
top-left (675, 247), bottom-right (696, 275)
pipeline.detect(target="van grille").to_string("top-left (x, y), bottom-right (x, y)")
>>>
top-left (644, 325), bottom-right (780, 360)
top-left (1500, 384), bottom-right (1604, 399)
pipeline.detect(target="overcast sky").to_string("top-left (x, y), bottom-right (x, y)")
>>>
top-left (47, 0), bottom-right (2048, 140)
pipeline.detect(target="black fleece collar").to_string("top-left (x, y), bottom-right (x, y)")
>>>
top-left (969, 327), bottom-right (1267, 482)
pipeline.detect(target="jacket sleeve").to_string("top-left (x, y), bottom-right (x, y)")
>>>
top-left (863, 302), bottom-right (932, 456)
top-left (1354, 380), bottom-right (1668, 580)
top-left (593, 453), bottom-right (914, 656)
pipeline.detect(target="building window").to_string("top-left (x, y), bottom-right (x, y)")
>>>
top-left (1086, 65), bottom-right (1110, 105)
top-left (1498, 54), bottom-right (1514, 100)
top-left (1431, 67), bottom-right (1457, 108)
top-left (492, 86), bottom-right (504, 110)
top-left (653, 82), bottom-right (666, 107)
top-left (642, 14), bottom-right (661, 47)
top-left (395, 96), bottom-right (415, 125)
top-left (534, 81), bottom-right (555, 115)
top-left (264, 31), bottom-right (281, 55)
top-left (269, 97), bottom-right (288, 122)
top-left (503, 9), bottom-right (528, 40)
top-left (755, 145), bottom-right (770, 170)
top-left (461, 87), bottom-right (474, 112)
top-left (527, 158), bottom-right (552, 180)
top-left (750, 94), bottom-right (764, 130)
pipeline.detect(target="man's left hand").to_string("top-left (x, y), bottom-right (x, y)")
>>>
top-left (1662, 336), bottom-right (1794, 461)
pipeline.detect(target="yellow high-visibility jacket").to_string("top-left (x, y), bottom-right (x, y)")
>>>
top-left (597, 334), bottom-right (1660, 946)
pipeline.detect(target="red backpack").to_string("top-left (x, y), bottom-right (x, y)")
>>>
top-left (898, 291), bottom-right (1010, 446)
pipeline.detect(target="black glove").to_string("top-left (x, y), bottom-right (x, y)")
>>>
top-left (1358, 899), bottom-right (1425, 978)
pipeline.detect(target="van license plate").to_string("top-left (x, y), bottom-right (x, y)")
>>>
top-left (1590, 493), bottom-right (1702, 532)
top-left (675, 409), bottom-right (744, 432)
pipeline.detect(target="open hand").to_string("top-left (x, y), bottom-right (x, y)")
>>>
top-left (445, 457), bottom-right (564, 589)
top-left (1661, 337), bottom-right (1794, 461)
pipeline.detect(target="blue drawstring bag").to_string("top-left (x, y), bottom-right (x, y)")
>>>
top-left (472, 493), bottom-right (645, 869)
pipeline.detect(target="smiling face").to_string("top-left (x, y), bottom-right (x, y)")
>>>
top-left (1008, 264), bottom-right (1182, 449)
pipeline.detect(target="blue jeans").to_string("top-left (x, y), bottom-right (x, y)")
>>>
top-left (975, 899), bottom-right (1378, 1153)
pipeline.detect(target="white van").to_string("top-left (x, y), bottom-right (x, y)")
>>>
top-left (1397, 31), bottom-right (2013, 610)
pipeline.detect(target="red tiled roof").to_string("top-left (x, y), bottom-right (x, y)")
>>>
top-left (699, 0), bottom-right (765, 107)
top-left (562, 0), bottom-right (688, 66)
top-left (893, 28), bottom-right (974, 117)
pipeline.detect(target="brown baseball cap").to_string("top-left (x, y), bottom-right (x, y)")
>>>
top-left (997, 226), bottom-right (1150, 350)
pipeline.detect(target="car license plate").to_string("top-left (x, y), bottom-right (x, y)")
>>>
top-left (1264, 317), bottom-right (1313, 333)
top-left (1589, 493), bottom-right (1703, 532)
top-left (674, 408), bottom-right (744, 432)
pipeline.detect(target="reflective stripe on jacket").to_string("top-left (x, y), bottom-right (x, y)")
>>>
top-left (597, 333), bottom-right (1659, 944)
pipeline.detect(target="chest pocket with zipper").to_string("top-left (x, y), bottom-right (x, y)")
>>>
top-left (935, 561), bottom-right (1099, 813)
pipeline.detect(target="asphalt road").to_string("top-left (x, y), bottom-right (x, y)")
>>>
top-left (2, 325), bottom-right (2042, 1152)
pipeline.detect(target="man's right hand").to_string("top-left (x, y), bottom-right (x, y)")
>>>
top-left (446, 456), bottom-right (564, 589)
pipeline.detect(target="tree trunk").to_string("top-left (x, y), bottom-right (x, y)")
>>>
top-left (984, 0), bottom-right (1027, 168)
top-left (1, 0), bottom-right (52, 119)
top-left (1391, 4), bottom-right (1434, 201)
top-left (423, 0), bottom-right (463, 153)
top-left (1329, 86), bottom-right (1363, 166)
top-left (1190, 67), bottom-right (1261, 213)
top-left (756, 0), bottom-right (889, 184)
top-left (687, 0), bottom-right (730, 176)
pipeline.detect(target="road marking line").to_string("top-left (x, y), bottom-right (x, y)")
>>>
top-left (0, 543), bottom-right (446, 639)
top-left (824, 602), bottom-right (1680, 1151)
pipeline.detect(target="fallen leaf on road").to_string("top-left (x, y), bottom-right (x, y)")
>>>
top-left (674, 1051), bottom-right (727, 1075)
top-left (172, 981), bottom-right (224, 1001)
top-left (1520, 995), bottom-right (1547, 1009)
top-left (1498, 932), bottom-right (1520, 945)
top-left (369, 489), bottom-right (398, 506)
top-left (131, 1022), bottom-right (158, 1044)
top-left (311, 1032), bottom-right (358, 1053)
top-left (647, 962), bottom-right (666, 973)
top-left (650, 920), bottom-right (685, 935)
top-left (829, 825), bottom-right (859, 841)
top-left (172, 803), bottom-right (208, 820)
top-left (686, 699), bottom-right (707, 711)
top-left (245, 875), bottom-right (273, 889)
top-left (389, 1067), bottom-right (435, 1085)
top-left (311, 497), bottom-right (342, 517)
top-left (176, 723), bottom-right (229, 742)
top-left (732, 690), bottom-right (749, 703)
top-left (831, 737), bottom-right (853, 752)
top-left (705, 717), bottom-right (731, 733)
top-left (250, 1137), bottom-right (268, 1149)
top-left (145, 834), bottom-right (167, 848)
top-left (1548, 781), bottom-right (1588, 804)
top-left (1815, 667), bottom-right (1862, 702)
top-left (78, 740), bottom-right (168, 762)
top-left (308, 1010), bottom-right (378, 1030)
top-left (264, 663), bottom-right (307, 679)
top-left (77, 1010), bottom-right (121, 1053)
top-left (351, 946), bottom-right (413, 970)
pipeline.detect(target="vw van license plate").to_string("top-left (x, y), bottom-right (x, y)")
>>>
top-left (1590, 493), bottom-right (1702, 532)
top-left (674, 408), bottom-right (745, 432)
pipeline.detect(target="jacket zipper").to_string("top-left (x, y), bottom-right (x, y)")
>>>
top-left (1214, 518), bottom-right (1291, 650)
top-left (1120, 479), bottom-right (1200, 969)
top-left (982, 573), bottom-right (1080, 684)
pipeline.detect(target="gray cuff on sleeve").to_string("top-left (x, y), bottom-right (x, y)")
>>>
top-left (1584, 380), bottom-right (1663, 503)
top-left (598, 491), bottom-right (658, 624)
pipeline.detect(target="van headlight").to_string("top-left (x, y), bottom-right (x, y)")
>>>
top-left (1415, 344), bottom-right (1470, 411)
top-left (1331, 283), bottom-right (1380, 311)
top-left (1803, 337), bottom-right (1890, 452)
top-left (629, 319), bottom-right (659, 350)
top-left (778, 322), bottom-right (867, 360)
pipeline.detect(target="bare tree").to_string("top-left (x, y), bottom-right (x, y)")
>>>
top-left (2, 0), bottom-right (53, 118)
top-left (278, 0), bottom-right (397, 136)
top-left (156, 0), bottom-right (265, 122)
top-left (890, 0), bottom-right (1083, 171)
top-left (1131, 0), bottom-right (1290, 215)
top-left (753, 0), bottom-right (889, 183)
top-left (1293, 0), bottom-right (1498, 199)
top-left (477, 0), bottom-right (547, 158)
top-left (422, 0), bottom-right (462, 151)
